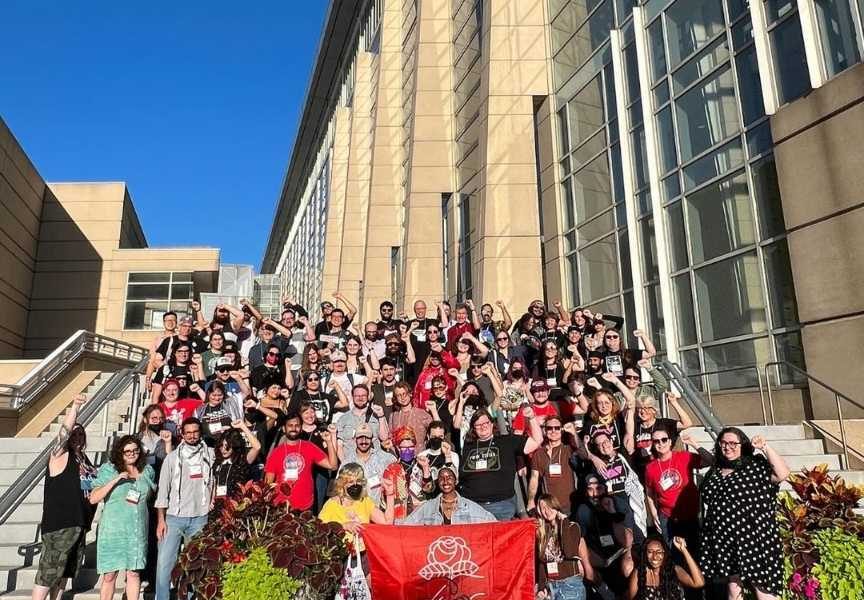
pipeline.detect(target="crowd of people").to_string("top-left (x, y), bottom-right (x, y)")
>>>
top-left (31, 294), bottom-right (791, 600)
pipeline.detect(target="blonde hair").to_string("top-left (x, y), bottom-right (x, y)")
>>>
top-left (331, 462), bottom-right (367, 499)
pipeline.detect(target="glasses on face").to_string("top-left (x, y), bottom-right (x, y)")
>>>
top-left (123, 448), bottom-right (140, 456)
top-left (719, 440), bottom-right (741, 448)
top-left (267, 352), bottom-right (280, 357)
top-left (652, 437), bottom-right (670, 445)
top-left (427, 329), bottom-right (439, 334)
top-left (386, 342), bottom-right (400, 347)
top-left (545, 425), bottom-right (562, 431)
top-left (432, 384), bottom-right (446, 390)
top-left (496, 336), bottom-right (509, 342)
top-left (471, 363), bottom-right (483, 369)
top-left (624, 375), bottom-right (640, 381)
top-left (605, 335), bottom-right (619, 340)
top-left (306, 376), bottom-right (320, 382)
top-left (474, 420), bottom-right (492, 428)
top-left (355, 436), bottom-right (372, 442)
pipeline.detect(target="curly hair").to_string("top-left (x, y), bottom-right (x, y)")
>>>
top-left (635, 535), bottom-right (682, 600)
top-left (332, 462), bottom-right (367, 499)
top-left (586, 389), bottom-right (621, 423)
top-left (110, 434), bottom-right (146, 473)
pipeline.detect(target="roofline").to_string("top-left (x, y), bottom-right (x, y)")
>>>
top-left (260, 0), bottom-right (369, 274)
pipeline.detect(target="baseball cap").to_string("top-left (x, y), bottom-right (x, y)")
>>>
top-left (179, 316), bottom-right (194, 325)
top-left (354, 423), bottom-right (374, 439)
top-left (216, 356), bottom-right (234, 369)
top-left (330, 350), bottom-right (347, 362)
top-left (530, 380), bottom-right (550, 392)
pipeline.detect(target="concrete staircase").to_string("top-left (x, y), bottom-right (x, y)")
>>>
top-left (0, 374), bottom-right (142, 598)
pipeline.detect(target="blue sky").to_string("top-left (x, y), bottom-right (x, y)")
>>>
top-left (0, 1), bottom-right (328, 268)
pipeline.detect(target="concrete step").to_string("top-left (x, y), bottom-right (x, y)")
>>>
top-left (684, 424), bottom-right (806, 440)
top-left (687, 438), bottom-right (826, 455)
top-left (0, 437), bottom-right (111, 453)
top-left (0, 566), bottom-right (109, 592)
top-left (0, 485), bottom-right (43, 502)
top-left (783, 454), bottom-right (842, 471)
top-left (0, 451), bottom-right (107, 470)
top-left (2, 522), bottom-right (42, 544)
top-left (0, 533), bottom-right (98, 567)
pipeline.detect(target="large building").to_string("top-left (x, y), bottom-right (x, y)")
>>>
top-left (0, 117), bottom-right (221, 357)
top-left (262, 0), bottom-right (864, 404)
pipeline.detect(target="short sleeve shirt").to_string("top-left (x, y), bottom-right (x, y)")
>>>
top-left (644, 450), bottom-right (703, 520)
top-left (459, 434), bottom-right (527, 503)
top-left (531, 444), bottom-right (576, 512)
top-left (264, 441), bottom-right (326, 510)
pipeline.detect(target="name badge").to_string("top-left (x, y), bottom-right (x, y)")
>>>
top-left (319, 334), bottom-right (339, 344)
top-left (384, 391), bottom-right (393, 402)
top-left (409, 480), bottom-right (423, 496)
top-left (284, 468), bottom-right (299, 481)
top-left (189, 464), bottom-right (203, 479)
top-left (146, 454), bottom-right (156, 465)
top-left (424, 381), bottom-right (432, 390)
top-left (502, 362), bottom-right (510, 372)
top-left (475, 459), bottom-right (488, 471)
top-left (546, 562), bottom-right (559, 576)
top-left (209, 422), bottom-right (224, 434)
top-left (216, 484), bottom-right (228, 497)
top-left (549, 463), bottom-right (562, 477)
top-left (660, 475), bottom-right (675, 491)
top-left (600, 534), bottom-right (615, 547)
top-left (546, 377), bottom-right (557, 387)
top-left (125, 488), bottom-right (141, 505)
top-left (367, 475), bottom-right (380, 489)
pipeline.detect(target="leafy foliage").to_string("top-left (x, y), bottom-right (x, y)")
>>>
top-left (222, 547), bottom-right (303, 600)
top-left (810, 528), bottom-right (864, 600)
top-left (777, 464), bottom-right (864, 599)
top-left (172, 480), bottom-right (349, 599)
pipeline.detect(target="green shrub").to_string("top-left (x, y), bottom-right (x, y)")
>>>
top-left (222, 547), bottom-right (303, 600)
top-left (810, 528), bottom-right (864, 600)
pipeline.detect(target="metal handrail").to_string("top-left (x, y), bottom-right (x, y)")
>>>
top-left (680, 364), bottom-right (770, 425)
top-left (765, 360), bottom-right (864, 470)
top-left (0, 356), bottom-right (148, 526)
top-left (0, 330), bottom-right (147, 409)
top-left (658, 360), bottom-right (724, 438)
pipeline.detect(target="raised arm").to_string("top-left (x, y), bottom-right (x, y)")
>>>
top-left (239, 298), bottom-right (263, 322)
top-left (466, 333), bottom-right (489, 357)
top-left (50, 394), bottom-right (85, 460)
top-left (437, 302), bottom-right (450, 328)
top-left (521, 406), bottom-right (544, 455)
top-left (466, 299), bottom-right (481, 330)
top-left (222, 303), bottom-right (246, 332)
top-left (552, 300), bottom-right (568, 323)
top-left (333, 291), bottom-right (358, 320)
top-left (665, 390), bottom-right (693, 430)
top-left (672, 537), bottom-right (705, 589)
top-left (233, 420), bottom-right (261, 464)
top-left (495, 300), bottom-right (513, 331)
top-left (634, 329), bottom-right (657, 359)
top-left (752, 435), bottom-right (790, 483)
top-left (601, 373), bottom-right (635, 454)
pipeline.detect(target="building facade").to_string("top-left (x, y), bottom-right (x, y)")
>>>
top-left (0, 117), bottom-right (220, 358)
top-left (261, 0), bottom-right (864, 396)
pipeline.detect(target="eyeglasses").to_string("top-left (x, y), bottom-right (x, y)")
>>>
top-left (427, 329), bottom-right (439, 334)
top-left (605, 335), bottom-right (619, 340)
top-left (432, 385), bottom-right (447, 390)
top-left (719, 441), bottom-right (741, 448)
top-left (306, 376), bottom-right (320, 381)
top-left (652, 437), bottom-right (670, 445)
top-left (355, 436), bottom-right (372, 442)
top-left (471, 363), bottom-right (483, 368)
top-left (267, 351), bottom-right (281, 357)
top-left (123, 448), bottom-right (140, 456)
top-left (474, 420), bottom-right (492, 428)
top-left (624, 375), bottom-right (640, 381)
top-left (386, 342), bottom-right (401, 347)
top-left (496, 336), bottom-right (509, 341)
top-left (544, 426), bottom-right (562, 431)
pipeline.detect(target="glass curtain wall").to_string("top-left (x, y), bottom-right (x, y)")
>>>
top-left (553, 0), bottom-right (639, 339)
top-left (643, 0), bottom-right (801, 389)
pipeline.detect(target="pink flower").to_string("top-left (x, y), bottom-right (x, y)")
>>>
top-left (804, 578), bottom-right (820, 600)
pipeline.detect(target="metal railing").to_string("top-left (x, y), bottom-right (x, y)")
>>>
top-left (658, 360), bottom-right (724, 438)
top-left (681, 365), bottom-right (771, 425)
top-left (0, 357), bottom-right (147, 526)
top-left (765, 360), bottom-right (864, 470)
top-left (0, 331), bottom-right (147, 409)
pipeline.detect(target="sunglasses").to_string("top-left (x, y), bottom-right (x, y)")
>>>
top-left (605, 335), bottom-right (619, 340)
top-left (267, 351), bottom-right (281, 357)
top-left (652, 437), bottom-right (670, 444)
top-left (544, 425), bottom-right (562, 431)
top-left (306, 376), bottom-right (320, 381)
top-left (427, 329), bottom-right (439, 334)
top-left (216, 367), bottom-right (232, 373)
top-left (496, 337), bottom-right (509, 341)
top-left (624, 375), bottom-right (640, 380)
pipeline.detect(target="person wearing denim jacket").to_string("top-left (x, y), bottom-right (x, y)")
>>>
top-left (399, 466), bottom-right (494, 525)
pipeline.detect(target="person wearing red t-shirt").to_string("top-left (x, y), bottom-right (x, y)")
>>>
top-left (444, 302), bottom-right (479, 352)
top-left (157, 379), bottom-right (203, 430)
top-left (264, 411), bottom-right (339, 510)
top-left (512, 381), bottom-right (559, 434)
top-left (644, 426), bottom-right (713, 550)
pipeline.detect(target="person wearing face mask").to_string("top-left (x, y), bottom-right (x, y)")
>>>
top-left (381, 427), bottom-right (434, 517)
top-left (154, 418), bottom-right (213, 600)
top-left (416, 422), bottom-right (459, 480)
top-left (138, 405), bottom-right (175, 476)
top-left (337, 423), bottom-right (397, 505)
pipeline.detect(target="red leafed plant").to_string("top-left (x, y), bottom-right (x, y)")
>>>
top-left (172, 480), bottom-right (348, 599)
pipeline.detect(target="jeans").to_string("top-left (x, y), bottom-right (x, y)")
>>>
top-left (479, 496), bottom-right (517, 521)
top-left (547, 575), bottom-right (586, 600)
top-left (155, 514), bottom-right (208, 600)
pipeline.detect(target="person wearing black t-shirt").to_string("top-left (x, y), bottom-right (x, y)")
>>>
top-left (288, 371), bottom-right (345, 428)
top-left (600, 328), bottom-right (656, 379)
top-left (376, 300), bottom-right (403, 337)
top-left (632, 391), bottom-right (692, 479)
top-left (313, 292), bottom-right (357, 337)
top-left (151, 343), bottom-right (201, 400)
top-left (155, 317), bottom-right (205, 363)
top-left (458, 406), bottom-right (543, 521)
top-left (210, 423), bottom-right (261, 508)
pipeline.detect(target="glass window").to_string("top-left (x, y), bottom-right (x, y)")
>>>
top-left (675, 66), bottom-right (740, 162)
top-left (619, 228), bottom-right (633, 289)
top-left (562, 177), bottom-right (576, 230)
top-left (124, 272), bottom-right (194, 330)
top-left (566, 252), bottom-right (580, 306)
top-left (751, 155), bottom-right (786, 238)
top-left (746, 120), bottom-right (773, 157)
top-left (640, 216), bottom-right (659, 279)
top-left (573, 129), bottom-right (608, 171)
top-left (648, 19), bottom-right (667, 81)
top-left (763, 239), bottom-right (800, 328)
top-left (727, 0), bottom-right (750, 21)
top-left (694, 252), bottom-right (768, 341)
top-left (573, 154), bottom-right (614, 221)
top-left (673, 273), bottom-right (698, 345)
top-left (645, 283), bottom-right (665, 347)
top-left (663, 172), bottom-right (682, 202)
top-left (814, 0), bottom-right (862, 78)
top-left (665, 0), bottom-right (726, 68)
top-left (770, 14), bottom-right (812, 104)
top-left (672, 37), bottom-right (730, 94)
top-left (610, 143), bottom-right (625, 202)
top-left (579, 235), bottom-right (621, 302)
top-left (654, 79), bottom-right (670, 107)
top-left (766, 0), bottom-right (798, 24)
top-left (128, 272), bottom-right (171, 283)
top-left (657, 106), bottom-right (678, 174)
top-left (666, 201), bottom-right (690, 271)
top-left (568, 76), bottom-right (606, 149)
top-left (682, 136), bottom-right (745, 191)
top-left (686, 171), bottom-right (757, 264)
top-left (584, 295), bottom-right (623, 320)
top-left (578, 209), bottom-right (617, 244)
top-left (631, 126), bottom-right (649, 190)
top-left (558, 107), bottom-right (570, 153)
top-left (624, 42), bottom-right (641, 103)
top-left (681, 348), bottom-right (703, 390)
top-left (732, 16), bottom-right (755, 50)
top-left (736, 46), bottom-right (766, 126)
top-left (703, 337), bottom-right (771, 388)
top-left (774, 330), bottom-right (807, 383)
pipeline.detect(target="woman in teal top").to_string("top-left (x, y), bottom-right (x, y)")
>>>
top-left (90, 434), bottom-right (156, 600)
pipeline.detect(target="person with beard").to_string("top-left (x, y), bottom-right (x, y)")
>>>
top-left (361, 321), bottom-right (386, 361)
top-left (699, 428), bottom-right (789, 600)
top-left (527, 415), bottom-right (578, 516)
top-left (155, 378), bottom-right (202, 432)
top-left (477, 300), bottom-right (513, 347)
top-left (264, 411), bottom-right (340, 510)
top-left (376, 300), bottom-right (403, 337)
top-left (249, 343), bottom-right (293, 395)
top-left (512, 380), bottom-right (559, 435)
top-left (32, 394), bottom-right (98, 600)
top-left (401, 465), bottom-right (495, 525)
top-left (337, 423), bottom-right (397, 505)
top-left (154, 418), bottom-right (214, 600)
top-left (370, 359), bottom-right (399, 413)
top-left (578, 473), bottom-right (634, 591)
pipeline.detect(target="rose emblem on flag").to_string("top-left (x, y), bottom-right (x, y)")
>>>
top-left (419, 536), bottom-right (480, 580)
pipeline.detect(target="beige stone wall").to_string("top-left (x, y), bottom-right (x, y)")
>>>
top-left (772, 62), bottom-right (864, 417)
top-left (0, 118), bottom-right (45, 358)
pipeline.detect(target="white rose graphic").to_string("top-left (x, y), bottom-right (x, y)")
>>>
top-left (419, 536), bottom-right (480, 581)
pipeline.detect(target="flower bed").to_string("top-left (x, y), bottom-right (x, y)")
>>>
top-left (778, 465), bottom-right (864, 600)
top-left (172, 481), bottom-right (349, 600)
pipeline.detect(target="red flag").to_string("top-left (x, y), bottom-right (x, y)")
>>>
top-left (363, 520), bottom-right (536, 600)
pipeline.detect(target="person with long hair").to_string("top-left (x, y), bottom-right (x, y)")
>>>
top-left (137, 405), bottom-right (174, 475)
top-left (412, 350), bottom-right (459, 408)
top-left (627, 535), bottom-right (703, 600)
top-left (89, 435), bottom-right (156, 600)
top-left (580, 376), bottom-right (636, 455)
top-left (535, 494), bottom-right (594, 600)
top-left (699, 427), bottom-right (789, 600)
top-left (211, 422), bottom-right (261, 504)
top-left (299, 344), bottom-right (328, 387)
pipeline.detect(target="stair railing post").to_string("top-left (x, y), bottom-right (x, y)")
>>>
top-left (836, 392), bottom-right (850, 471)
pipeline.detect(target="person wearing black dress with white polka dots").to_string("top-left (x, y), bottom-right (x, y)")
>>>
top-left (699, 427), bottom-right (790, 600)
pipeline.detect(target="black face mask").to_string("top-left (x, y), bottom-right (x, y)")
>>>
top-left (346, 484), bottom-right (364, 500)
top-left (148, 424), bottom-right (163, 434)
top-left (427, 437), bottom-right (443, 451)
top-left (511, 369), bottom-right (524, 379)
